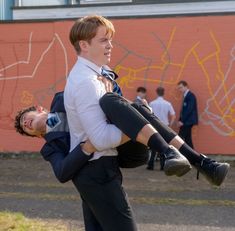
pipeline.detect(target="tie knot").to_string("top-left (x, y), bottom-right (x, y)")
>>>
top-left (101, 67), bottom-right (118, 81)
top-left (101, 67), bottom-right (123, 96)
top-left (46, 115), bottom-right (59, 128)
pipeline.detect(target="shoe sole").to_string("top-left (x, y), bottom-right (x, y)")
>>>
top-left (176, 165), bottom-right (192, 177)
top-left (213, 163), bottom-right (230, 186)
top-left (164, 160), bottom-right (192, 177)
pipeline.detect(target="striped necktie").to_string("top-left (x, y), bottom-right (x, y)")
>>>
top-left (101, 67), bottom-right (123, 96)
top-left (46, 115), bottom-right (59, 128)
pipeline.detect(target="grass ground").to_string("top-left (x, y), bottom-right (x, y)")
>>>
top-left (0, 211), bottom-right (80, 231)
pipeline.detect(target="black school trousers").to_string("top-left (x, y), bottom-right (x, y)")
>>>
top-left (72, 156), bottom-right (137, 231)
top-left (99, 92), bottom-right (177, 150)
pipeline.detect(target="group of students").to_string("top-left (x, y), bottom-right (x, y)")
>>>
top-left (14, 15), bottom-right (230, 231)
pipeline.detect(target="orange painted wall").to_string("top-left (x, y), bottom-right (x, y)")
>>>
top-left (0, 15), bottom-right (234, 155)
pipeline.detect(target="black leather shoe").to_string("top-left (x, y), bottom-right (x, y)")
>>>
top-left (163, 145), bottom-right (192, 177)
top-left (196, 156), bottom-right (230, 186)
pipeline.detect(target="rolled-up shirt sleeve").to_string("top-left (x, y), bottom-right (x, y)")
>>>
top-left (73, 77), bottom-right (122, 151)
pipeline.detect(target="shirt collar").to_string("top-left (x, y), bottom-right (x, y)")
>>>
top-left (184, 89), bottom-right (189, 98)
top-left (78, 56), bottom-right (102, 75)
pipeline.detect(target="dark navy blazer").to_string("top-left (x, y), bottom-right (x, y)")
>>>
top-left (40, 92), bottom-right (90, 183)
top-left (179, 91), bottom-right (198, 126)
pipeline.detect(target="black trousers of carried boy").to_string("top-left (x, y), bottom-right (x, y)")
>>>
top-left (99, 92), bottom-right (177, 168)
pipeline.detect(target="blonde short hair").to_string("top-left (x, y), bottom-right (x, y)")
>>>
top-left (69, 15), bottom-right (115, 54)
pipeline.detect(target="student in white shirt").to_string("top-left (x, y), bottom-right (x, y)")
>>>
top-left (147, 86), bottom-right (176, 170)
top-left (149, 87), bottom-right (176, 127)
top-left (64, 15), bottom-right (191, 231)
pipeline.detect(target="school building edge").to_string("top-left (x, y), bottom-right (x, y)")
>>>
top-left (0, 15), bottom-right (234, 155)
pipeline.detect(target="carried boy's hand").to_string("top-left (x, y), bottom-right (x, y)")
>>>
top-left (81, 139), bottom-right (97, 155)
top-left (97, 76), bottom-right (113, 92)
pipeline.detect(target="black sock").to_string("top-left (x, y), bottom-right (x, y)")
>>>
top-left (147, 133), bottom-right (169, 154)
top-left (179, 144), bottom-right (203, 165)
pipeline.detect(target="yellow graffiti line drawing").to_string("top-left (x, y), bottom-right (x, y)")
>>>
top-left (116, 27), bottom-right (201, 88)
top-left (197, 33), bottom-right (234, 121)
top-left (173, 42), bottom-right (200, 83)
top-left (192, 32), bottom-right (234, 136)
top-left (115, 27), bottom-right (234, 136)
top-left (161, 26), bottom-right (189, 70)
top-left (115, 28), bottom-right (180, 87)
top-left (193, 44), bottom-right (225, 116)
top-left (161, 27), bottom-right (177, 64)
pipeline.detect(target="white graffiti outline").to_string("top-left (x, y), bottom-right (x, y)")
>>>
top-left (200, 45), bottom-right (235, 136)
top-left (0, 32), bottom-right (68, 80)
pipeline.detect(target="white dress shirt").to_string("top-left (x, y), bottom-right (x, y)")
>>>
top-left (183, 89), bottom-right (189, 98)
top-left (149, 97), bottom-right (175, 126)
top-left (64, 57), bottom-right (122, 160)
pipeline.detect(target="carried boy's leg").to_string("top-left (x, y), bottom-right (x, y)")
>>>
top-left (131, 101), bottom-right (229, 186)
top-left (99, 93), bottom-right (191, 177)
top-left (100, 93), bottom-right (229, 186)
top-left (146, 149), bottom-right (156, 170)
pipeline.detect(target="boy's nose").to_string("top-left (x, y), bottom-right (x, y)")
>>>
top-left (24, 119), bottom-right (30, 128)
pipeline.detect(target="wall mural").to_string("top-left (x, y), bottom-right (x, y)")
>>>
top-left (0, 16), bottom-right (234, 154)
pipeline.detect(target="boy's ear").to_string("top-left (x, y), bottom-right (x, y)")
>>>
top-left (79, 40), bottom-right (88, 52)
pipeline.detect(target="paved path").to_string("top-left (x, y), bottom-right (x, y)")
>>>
top-left (0, 155), bottom-right (234, 231)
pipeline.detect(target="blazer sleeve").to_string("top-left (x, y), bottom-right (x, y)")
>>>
top-left (41, 139), bottom-right (91, 183)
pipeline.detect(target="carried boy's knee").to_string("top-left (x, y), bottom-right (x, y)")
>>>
top-left (99, 92), bottom-right (122, 112)
top-left (99, 92), bottom-right (113, 108)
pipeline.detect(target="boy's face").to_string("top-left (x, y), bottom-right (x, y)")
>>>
top-left (138, 92), bottom-right (146, 99)
top-left (81, 25), bottom-right (113, 67)
top-left (177, 83), bottom-right (187, 93)
top-left (20, 107), bottom-right (48, 137)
